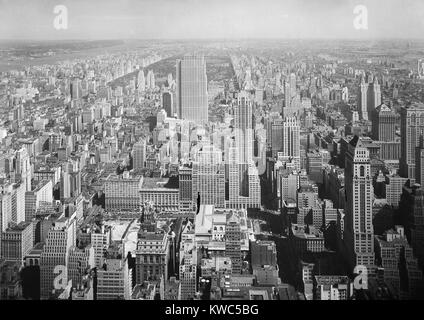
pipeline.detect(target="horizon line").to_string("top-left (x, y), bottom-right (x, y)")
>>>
top-left (1, 37), bottom-right (424, 42)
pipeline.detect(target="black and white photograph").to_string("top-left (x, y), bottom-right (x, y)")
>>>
top-left (0, 0), bottom-right (424, 306)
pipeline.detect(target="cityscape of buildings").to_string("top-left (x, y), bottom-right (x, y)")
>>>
top-left (1, 2), bottom-right (424, 302)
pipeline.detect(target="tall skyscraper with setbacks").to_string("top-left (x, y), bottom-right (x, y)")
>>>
top-left (358, 75), bottom-right (369, 121)
top-left (176, 55), bottom-right (208, 124)
top-left (400, 103), bottom-right (424, 179)
top-left (227, 91), bottom-right (261, 209)
top-left (344, 136), bottom-right (375, 275)
top-left (371, 103), bottom-right (397, 142)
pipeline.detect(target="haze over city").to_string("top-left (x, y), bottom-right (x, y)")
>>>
top-left (1, 0), bottom-right (424, 40)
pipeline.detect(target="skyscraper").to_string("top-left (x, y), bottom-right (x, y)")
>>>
top-left (162, 91), bottom-right (174, 118)
top-left (133, 139), bottom-right (147, 171)
top-left (225, 211), bottom-right (242, 275)
top-left (192, 145), bottom-right (225, 208)
top-left (282, 117), bottom-right (301, 168)
top-left (15, 148), bottom-right (31, 192)
top-left (371, 103), bottom-right (397, 142)
top-left (358, 75), bottom-right (369, 121)
top-left (137, 70), bottom-right (146, 92)
top-left (233, 91), bottom-right (254, 197)
top-left (416, 137), bottom-right (424, 185)
top-left (228, 145), bottom-right (261, 209)
top-left (358, 75), bottom-right (382, 121)
top-left (367, 76), bottom-right (381, 119)
top-left (400, 103), bottom-right (424, 179)
top-left (40, 217), bottom-right (76, 299)
top-left (271, 118), bottom-right (284, 157)
top-left (344, 136), bottom-right (375, 274)
top-left (1, 221), bottom-right (33, 264)
top-left (179, 166), bottom-right (194, 213)
top-left (234, 91), bottom-right (253, 164)
top-left (70, 79), bottom-right (81, 100)
top-left (176, 55), bottom-right (208, 123)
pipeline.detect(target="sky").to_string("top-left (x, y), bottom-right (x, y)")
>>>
top-left (0, 0), bottom-right (423, 40)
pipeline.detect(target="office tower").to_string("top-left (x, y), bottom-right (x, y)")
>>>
top-left (419, 59), bottom-right (424, 79)
top-left (104, 173), bottom-right (143, 211)
top-left (400, 103), bottom-right (424, 179)
top-left (225, 211), bottom-right (242, 275)
top-left (176, 55), bottom-right (208, 123)
top-left (289, 73), bottom-right (297, 98)
top-left (70, 79), bottom-right (81, 100)
top-left (234, 91), bottom-right (253, 165)
top-left (307, 150), bottom-right (330, 184)
top-left (15, 148), bottom-right (31, 192)
top-left (90, 226), bottom-right (111, 268)
top-left (135, 230), bottom-right (169, 284)
top-left (167, 73), bottom-right (173, 87)
top-left (279, 170), bottom-right (299, 208)
top-left (133, 139), bottom-right (146, 171)
top-left (375, 226), bottom-right (424, 299)
top-left (358, 76), bottom-right (369, 120)
top-left (40, 217), bottom-right (76, 299)
top-left (68, 245), bottom-right (94, 289)
top-left (283, 75), bottom-right (298, 118)
top-left (192, 145), bottom-right (225, 208)
top-left (1, 221), bottom-right (33, 264)
top-left (416, 137), bottom-right (424, 185)
top-left (385, 175), bottom-right (411, 207)
top-left (145, 70), bottom-right (151, 89)
top-left (284, 81), bottom-right (291, 109)
top-left (179, 166), bottom-right (194, 213)
top-left (97, 247), bottom-right (132, 300)
top-left (271, 118), bottom-right (284, 157)
top-left (137, 70), bottom-right (145, 92)
top-left (146, 70), bottom-right (155, 90)
top-left (162, 91), bottom-right (174, 117)
top-left (251, 240), bottom-right (277, 268)
top-left (344, 136), bottom-right (375, 274)
top-left (25, 180), bottom-right (53, 221)
top-left (11, 183), bottom-right (25, 224)
top-left (367, 76), bottom-right (382, 119)
top-left (399, 182), bottom-right (424, 266)
top-left (228, 146), bottom-right (261, 209)
top-left (282, 117), bottom-right (301, 168)
top-left (372, 103), bottom-right (397, 142)
top-left (61, 163), bottom-right (71, 200)
top-left (342, 86), bottom-right (349, 103)
top-left (179, 236), bottom-right (197, 300)
top-left (0, 189), bottom-right (13, 250)
top-left (229, 91), bottom-right (258, 204)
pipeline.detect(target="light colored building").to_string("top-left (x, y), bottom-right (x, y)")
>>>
top-left (135, 229), bottom-right (169, 284)
top-left (40, 217), bottom-right (76, 299)
top-left (25, 180), bottom-right (53, 221)
top-left (97, 256), bottom-right (132, 300)
top-left (344, 136), bottom-right (375, 274)
top-left (104, 172), bottom-right (143, 211)
top-left (176, 55), bottom-right (208, 123)
top-left (192, 145), bottom-right (225, 208)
